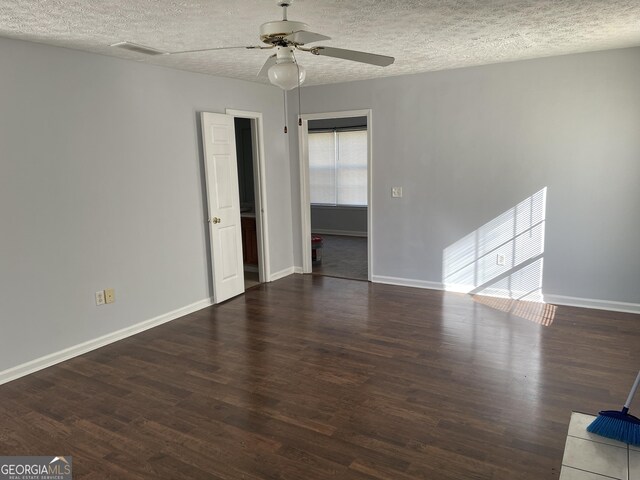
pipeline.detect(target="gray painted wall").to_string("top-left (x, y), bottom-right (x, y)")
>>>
top-left (289, 47), bottom-right (640, 304)
top-left (0, 37), bottom-right (293, 372)
top-left (311, 206), bottom-right (367, 236)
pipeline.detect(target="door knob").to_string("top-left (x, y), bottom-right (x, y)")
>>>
top-left (211, 217), bottom-right (221, 224)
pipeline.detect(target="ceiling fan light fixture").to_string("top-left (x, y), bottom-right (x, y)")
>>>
top-left (268, 61), bottom-right (305, 90)
top-left (268, 47), bottom-right (306, 90)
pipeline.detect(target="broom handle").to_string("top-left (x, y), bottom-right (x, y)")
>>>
top-left (623, 370), bottom-right (640, 411)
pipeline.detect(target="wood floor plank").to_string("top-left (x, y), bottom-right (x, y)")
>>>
top-left (0, 275), bottom-right (638, 479)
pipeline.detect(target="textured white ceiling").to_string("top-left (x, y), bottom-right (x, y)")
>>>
top-left (1, 0), bottom-right (639, 86)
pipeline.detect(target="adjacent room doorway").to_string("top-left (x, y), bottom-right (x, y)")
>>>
top-left (226, 109), bottom-right (271, 290)
top-left (201, 110), bottom-right (270, 304)
top-left (298, 110), bottom-right (372, 281)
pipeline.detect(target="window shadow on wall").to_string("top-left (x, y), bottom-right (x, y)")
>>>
top-left (443, 188), bottom-right (555, 326)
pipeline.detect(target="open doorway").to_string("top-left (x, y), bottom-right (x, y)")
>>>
top-left (298, 110), bottom-right (372, 281)
top-left (234, 118), bottom-right (260, 289)
top-left (227, 109), bottom-right (271, 290)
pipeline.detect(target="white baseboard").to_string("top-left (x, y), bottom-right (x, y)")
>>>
top-left (372, 275), bottom-right (444, 291)
top-left (0, 297), bottom-right (213, 386)
top-left (432, 283), bottom-right (538, 300)
top-left (269, 266), bottom-right (296, 282)
top-left (544, 294), bottom-right (640, 314)
top-left (293, 266), bottom-right (304, 274)
top-left (372, 275), bottom-right (640, 315)
top-left (311, 229), bottom-right (367, 237)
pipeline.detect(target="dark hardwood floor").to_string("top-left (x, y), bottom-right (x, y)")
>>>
top-left (1, 275), bottom-right (639, 479)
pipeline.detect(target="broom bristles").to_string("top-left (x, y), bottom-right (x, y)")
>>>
top-left (587, 411), bottom-right (640, 446)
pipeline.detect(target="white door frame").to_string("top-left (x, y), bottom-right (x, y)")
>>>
top-left (298, 109), bottom-right (373, 281)
top-left (226, 109), bottom-right (271, 283)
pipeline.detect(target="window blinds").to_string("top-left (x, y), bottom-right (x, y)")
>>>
top-left (309, 130), bottom-right (367, 206)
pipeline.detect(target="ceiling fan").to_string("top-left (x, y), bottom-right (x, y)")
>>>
top-left (164, 0), bottom-right (395, 90)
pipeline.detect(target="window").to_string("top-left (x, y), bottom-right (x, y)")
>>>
top-left (309, 130), bottom-right (367, 206)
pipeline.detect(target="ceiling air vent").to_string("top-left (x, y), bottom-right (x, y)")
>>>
top-left (110, 41), bottom-right (166, 56)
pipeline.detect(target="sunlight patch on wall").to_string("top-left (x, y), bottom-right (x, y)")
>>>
top-left (443, 188), bottom-right (547, 302)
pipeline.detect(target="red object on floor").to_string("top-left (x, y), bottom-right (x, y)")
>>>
top-left (312, 235), bottom-right (323, 265)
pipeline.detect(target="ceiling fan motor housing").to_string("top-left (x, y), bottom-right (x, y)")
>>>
top-left (260, 20), bottom-right (309, 45)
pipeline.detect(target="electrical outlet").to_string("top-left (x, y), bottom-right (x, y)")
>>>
top-left (104, 288), bottom-right (115, 304)
top-left (392, 187), bottom-right (403, 198)
top-left (95, 290), bottom-right (105, 306)
top-left (496, 254), bottom-right (506, 266)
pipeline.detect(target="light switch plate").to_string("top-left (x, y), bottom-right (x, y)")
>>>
top-left (392, 187), bottom-right (403, 198)
top-left (104, 288), bottom-right (115, 304)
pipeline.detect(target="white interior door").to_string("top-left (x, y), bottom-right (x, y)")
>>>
top-left (201, 112), bottom-right (245, 303)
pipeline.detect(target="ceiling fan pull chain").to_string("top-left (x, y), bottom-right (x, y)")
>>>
top-left (283, 90), bottom-right (288, 134)
top-left (294, 50), bottom-right (303, 126)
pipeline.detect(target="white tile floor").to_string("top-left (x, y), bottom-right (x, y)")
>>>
top-left (560, 412), bottom-right (639, 480)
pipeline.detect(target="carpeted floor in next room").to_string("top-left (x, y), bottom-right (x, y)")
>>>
top-left (312, 234), bottom-right (368, 280)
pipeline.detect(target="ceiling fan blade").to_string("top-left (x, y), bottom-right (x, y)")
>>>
top-left (258, 54), bottom-right (277, 77)
top-left (311, 46), bottom-right (394, 67)
top-left (284, 30), bottom-right (331, 45)
top-left (168, 45), bottom-right (264, 55)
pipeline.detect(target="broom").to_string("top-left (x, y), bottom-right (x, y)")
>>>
top-left (586, 370), bottom-right (640, 446)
